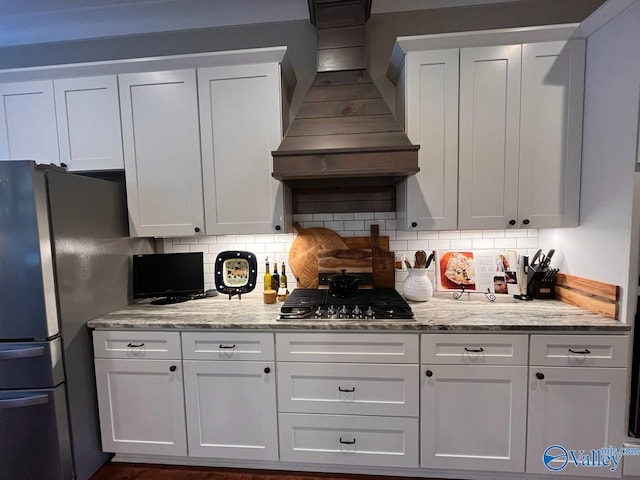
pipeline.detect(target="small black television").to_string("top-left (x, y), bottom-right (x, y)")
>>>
top-left (132, 252), bottom-right (204, 305)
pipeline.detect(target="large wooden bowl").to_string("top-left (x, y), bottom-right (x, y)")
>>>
top-left (288, 222), bottom-right (348, 288)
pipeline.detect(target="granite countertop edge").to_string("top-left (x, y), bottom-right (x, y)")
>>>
top-left (87, 293), bottom-right (631, 333)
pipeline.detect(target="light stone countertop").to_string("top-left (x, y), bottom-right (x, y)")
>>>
top-left (87, 290), bottom-right (630, 332)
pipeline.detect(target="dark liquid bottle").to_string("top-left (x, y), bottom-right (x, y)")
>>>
top-left (271, 263), bottom-right (280, 291)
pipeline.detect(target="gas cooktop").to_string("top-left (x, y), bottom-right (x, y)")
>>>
top-left (278, 288), bottom-right (414, 321)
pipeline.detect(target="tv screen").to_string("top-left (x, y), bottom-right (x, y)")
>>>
top-left (132, 252), bottom-right (204, 304)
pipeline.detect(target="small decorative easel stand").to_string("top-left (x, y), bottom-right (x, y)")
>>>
top-left (452, 285), bottom-right (496, 302)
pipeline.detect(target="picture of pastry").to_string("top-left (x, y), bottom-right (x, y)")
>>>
top-left (439, 251), bottom-right (476, 289)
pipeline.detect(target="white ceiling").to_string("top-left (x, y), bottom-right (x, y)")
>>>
top-left (0, 0), bottom-right (520, 48)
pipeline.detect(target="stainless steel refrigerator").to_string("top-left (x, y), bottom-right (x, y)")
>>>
top-left (0, 160), bottom-right (154, 480)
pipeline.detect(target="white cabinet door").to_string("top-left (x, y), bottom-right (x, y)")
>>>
top-left (94, 358), bottom-right (187, 456)
top-left (182, 360), bottom-right (278, 460)
top-left (458, 45), bottom-right (521, 230)
top-left (399, 49), bottom-right (459, 231)
top-left (526, 367), bottom-right (626, 477)
top-left (518, 40), bottom-right (585, 228)
top-left (421, 364), bottom-right (527, 472)
top-left (198, 63), bottom-right (286, 235)
top-left (54, 75), bottom-right (124, 171)
top-left (0, 80), bottom-right (59, 164)
top-left (119, 69), bottom-right (204, 237)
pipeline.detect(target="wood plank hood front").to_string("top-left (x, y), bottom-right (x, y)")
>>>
top-left (271, 0), bottom-right (419, 188)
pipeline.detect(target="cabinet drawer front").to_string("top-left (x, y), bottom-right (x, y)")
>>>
top-left (530, 335), bottom-right (628, 367)
top-left (278, 363), bottom-right (418, 417)
top-left (276, 333), bottom-right (418, 363)
top-left (93, 331), bottom-right (181, 359)
top-left (421, 334), bottom-right (528, 365)
top-left (181, 332), bottom-right (274, 361)
top-left (278, 413), bottom-right (418, 468)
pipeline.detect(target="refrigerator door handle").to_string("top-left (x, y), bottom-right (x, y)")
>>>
top-left (0, 394), bottom-right (49, 409)
top-left (0, 346), bottom-right (45, 360)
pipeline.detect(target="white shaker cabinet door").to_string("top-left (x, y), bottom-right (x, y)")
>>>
top-left (518, 40), bottom-right (585, 228)
top-left (421, 364), bottom-right (527, 472)
top-left (0, 80), bottom-right (60, 164)
top-left (54, 75), bottom-right (124, 172)
top-left (119, 69), bottom-right (204, 237)
top-left (458, 45), bottom-right (521, 230)
top-left (526, 367), bottom-right (626, 477)
top-left (399, 49), bottom-right (459, 231)
top-left (198, 63), bottom-right (287, 235)
top-left (94, 358), bottom-right (187, 456)
top-left (182, 360), bottom-right (278, 460)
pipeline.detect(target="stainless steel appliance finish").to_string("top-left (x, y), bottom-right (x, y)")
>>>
top-left (278, 288), bottom-right (414, 321)
top-left (0, 161), bottom-right (154, 480)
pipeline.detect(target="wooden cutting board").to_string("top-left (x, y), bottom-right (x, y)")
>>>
top-left (316, 225), bottom-right (394, 289)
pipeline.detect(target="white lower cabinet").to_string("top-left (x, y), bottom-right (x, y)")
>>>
top-left (93, 331), bottom-right (187, 456)
top-left (279, 413), bottom-right (419, 467)
top-left (420, 334), bottom-right (528, 473)
top-left (421, 364), bottom-right (527, 472)
top-left (181, 332), bottom-right (278, 460)
top-left (276, 332), bottom-right (420, 468)
top-left (526, 335), bottom-right (628, 478)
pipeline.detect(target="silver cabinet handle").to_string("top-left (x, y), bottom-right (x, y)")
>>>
top-left (0, 394), bottom-right (49, 409)
top-left (0, 346), bottom-right (44, 360)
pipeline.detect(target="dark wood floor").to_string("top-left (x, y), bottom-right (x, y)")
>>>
top-left (90, 463), bottom-right (449, 480)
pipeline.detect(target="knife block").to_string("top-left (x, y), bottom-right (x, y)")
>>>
top-left (527, 266), bottom-right (555, 299)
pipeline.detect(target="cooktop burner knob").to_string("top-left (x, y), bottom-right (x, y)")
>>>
top-left (327, 305), bottom-right (337, 318)
top-left (365, 306), bottom-right (375, 319)
top-left (315, 307), bottom-right (324, 318)
top-left (387, 309), bottom-right (394, 317)
top-left (339, 305), bottom-right (349, 319)
top-left (352, 305), bottom-right (362, 318)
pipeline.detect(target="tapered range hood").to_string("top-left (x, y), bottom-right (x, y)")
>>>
top-left (272, 0), bottom-right (419, 188)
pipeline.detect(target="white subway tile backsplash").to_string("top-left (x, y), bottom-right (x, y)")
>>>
top-left (354, 212), bottom-right (375, 220)
top-left (417, 231), bottom-right (439, 240)
top-left (396, 231), bottom-right (418, 240)
top-left (323, 221), bottom-right (344, 231)
top-left (450, 239), bottom-right (473, 250)
top-left (344, 220), bottom-right (365, 231)
top-left (472, 238), bottom-right (495, 249)
top-left (163, 211), bottom-right (538, 292)
top-left (438, 230), bottom-right (461, 239)
top-left (517, 237), bottom-right (539, 249)
top-left (494, 237), bottom-right (518, 249)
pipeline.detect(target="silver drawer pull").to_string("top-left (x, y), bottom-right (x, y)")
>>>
top-left (338, 387), bottom-right (355, 393)
top-left (219, 344), bottom-right (236, 349)
top-left (0, 394), bottom-right (49, 409)
top-left (339, 437), bottom-right (356, 445)
top-left (464, 347), bottom-right (484, 353)
top-left (569, 348), bottom-right (591, 355)
top-left (0, 346), bottom-right (44, 360)
top-left (127, 343), bottom-right (144, 348)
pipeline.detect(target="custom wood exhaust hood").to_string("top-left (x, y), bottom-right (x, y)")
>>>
top-left (271, 0), bottom-right (420, 189)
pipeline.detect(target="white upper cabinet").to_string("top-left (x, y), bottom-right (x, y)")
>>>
top-left (119, 69), bottom-right (205, 237)
top-left (54, 75), bottom-right (124, 171)
top-left (198, 63), bottom-right (287, 234)
top-left (397, 49), bottom-right (459, 230)
top-left (518, 40), bottom-right (584, 228)
top-left (390, 27), bottom-right (585, 230)
top-left (0, 80), bottom-right (60, 165)
top-left (458, 44), bottom-right (522, 230)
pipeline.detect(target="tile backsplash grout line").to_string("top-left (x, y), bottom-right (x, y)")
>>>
top-left (157, 212), bottom-right (539, 292)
